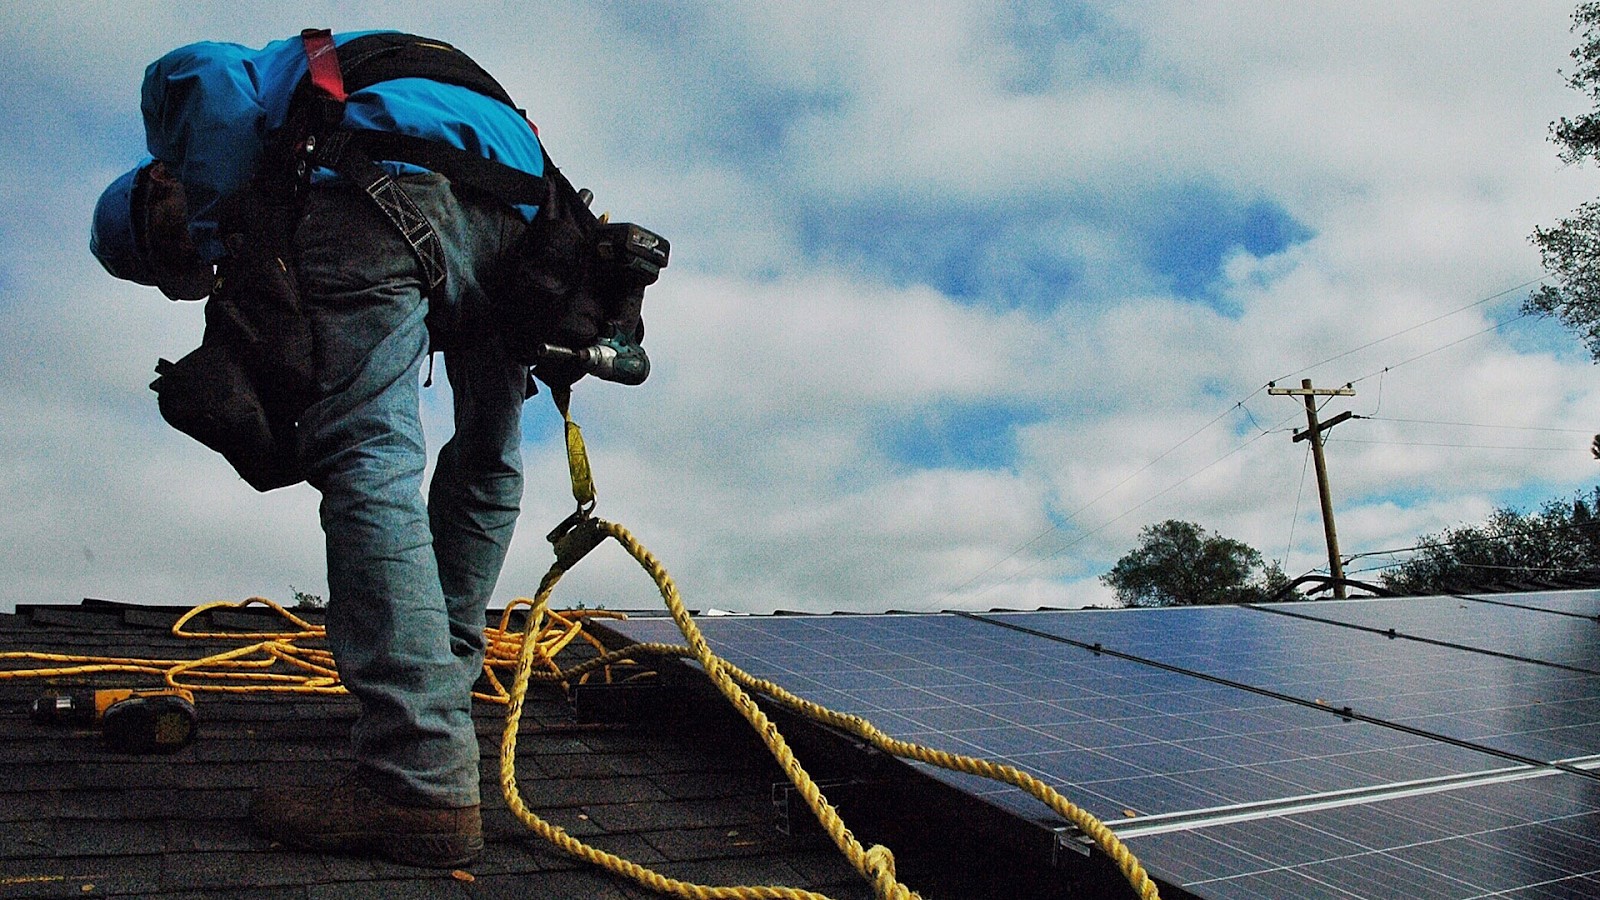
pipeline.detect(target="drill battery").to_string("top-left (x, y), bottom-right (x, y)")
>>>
top-left (31, 688), bottom-right (198, 753)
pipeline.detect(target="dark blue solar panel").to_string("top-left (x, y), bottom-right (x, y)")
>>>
top-left (1122, 771), bottom-right (1600, 898)
top-left (1255, 593), bottom-right (1600, 670)
top-left (608, 614), bottom-right (1534, 812)
top-left (985, 604), bottom-right (1600, 767)
top-left (606, 595), bottom-right (1600, 899)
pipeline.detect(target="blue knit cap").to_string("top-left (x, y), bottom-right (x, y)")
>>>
top-left (90, 158), bottom-right (157, 286)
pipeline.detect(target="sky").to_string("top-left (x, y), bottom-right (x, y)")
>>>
top-left (3, 1), bottom-right (1599, 615)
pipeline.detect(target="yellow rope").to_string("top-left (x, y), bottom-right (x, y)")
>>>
top-left (498, 547), bottom-right (840, 900)
top-left (497, 518), bottom-right (1161, 900)
top-left (0, 596), bottom-right (603, 703)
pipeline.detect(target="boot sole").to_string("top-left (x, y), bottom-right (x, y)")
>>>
top-left (255, 819), bottom-right (483, 868)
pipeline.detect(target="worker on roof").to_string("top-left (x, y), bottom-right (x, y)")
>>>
top-left (90, 31), bottom-right (572, 869)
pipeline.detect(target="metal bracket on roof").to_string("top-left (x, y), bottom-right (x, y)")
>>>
top-left (1051, 825), bottom-right (1093, 864)
top-left (771, 779), bottom-right (887, 836)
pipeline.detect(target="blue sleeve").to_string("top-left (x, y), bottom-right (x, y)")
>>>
top-left (141, 41), bottom-right (277, 259)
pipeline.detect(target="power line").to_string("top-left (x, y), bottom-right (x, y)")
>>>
top-left (1328, 437), bottom-right (1583, 453)
top-left (929, 388), bottom-right (1271, 606)
top-left (1281, 440), bottom-right (1313, 568)
top-left (1270, 276), bottom-right (1544, 387)
top-left (1344, 512), bottom-right (1600, 563)
top-left (1357, 415), bottom-right (1591, 434)
top-left (1349, 309), bottom-right (1535, 385)
top-left (934, 275), bottom-right (1555, 607)
top-left (1345, 559), bottom-right (1598, 577)
top-left (946, 411), bottom-right (1299, 608)
top-left (1441, 562), bottom-right (1597, 574)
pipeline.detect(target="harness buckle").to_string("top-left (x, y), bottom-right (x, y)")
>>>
top-left (546, 501), bottom-right (596, 547)
top-left (547, 503), bottom-right (605, 570)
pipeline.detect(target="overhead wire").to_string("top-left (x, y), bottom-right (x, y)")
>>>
top-left (1271, 276), bottom-right (1544, 387)
top-left (1343, 513), bottom-right (1600, 564)
top-left (928, 387), bottom-right (1272, 608)
top-left (937, 274), bottom-right (1555, 605)
top-left (1356, 415), bottom-right (1591, 435)
top-left (1327, 437), bottom-right (1584, 453)
top-left (1348, 309), bottom-right (1537, 386)
top-left (1053, 396), bottom-right (1335, 587)
top-left (948, 406), bottom-right (1303, 607)
top-left (1346, 558), bottom-right (1597, 579)
top-left (1281, 440), bottom-right (1314, 569)
top-left (1367, 368), bottom-right (1386, 416)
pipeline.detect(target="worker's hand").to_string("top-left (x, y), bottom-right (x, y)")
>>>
top-left (531, 356), bottom-right (585, 390)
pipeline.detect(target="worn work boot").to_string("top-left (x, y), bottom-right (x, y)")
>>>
top-left (250, 776), bottom-right (483, 868)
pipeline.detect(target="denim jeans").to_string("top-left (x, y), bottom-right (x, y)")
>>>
top-left (294, 174), bottom-right (526, 807)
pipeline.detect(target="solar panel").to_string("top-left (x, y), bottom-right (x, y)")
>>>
top-left (1452, 589), bottom-right (1600, 618)
top-left (606, 592), bottom-right (1600, 898)
top-left (1120, 769), bottom-right (1600, 898)
top-left (984, 603), bottom-right (1600, 768)
top-left (1254, 593), bottom-right (1600, 671)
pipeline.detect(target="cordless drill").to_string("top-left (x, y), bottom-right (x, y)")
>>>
top-left (538, 221), bottom-right (668, 386)
top-left (31, 688), bottom-right (198, 753)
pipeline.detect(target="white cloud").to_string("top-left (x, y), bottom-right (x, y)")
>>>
top-left (3, 2), bottom-right (1600, 618)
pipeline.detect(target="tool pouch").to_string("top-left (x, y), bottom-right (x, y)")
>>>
top-left (495, 159), bottom-right (608, 379)
top-left (152, 340), bottom-right (303, 492)
top-left (150, 186), bottom-right (313, 492)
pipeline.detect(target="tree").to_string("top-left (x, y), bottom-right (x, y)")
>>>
top-left (1527, 3), bottom-right (1600, 354)
top-left (1379, 487), bottom-right (1600, 594)
top-left (1101, 520), bottom-right (1293, 607)
top-left (290, 584), bottom-right (326, 611)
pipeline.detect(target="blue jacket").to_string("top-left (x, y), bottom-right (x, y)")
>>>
top-left (142, 31), bottom-right (545, 261)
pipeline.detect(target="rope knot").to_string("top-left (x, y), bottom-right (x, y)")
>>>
top-left (865, 844), bottom-right (918, 899)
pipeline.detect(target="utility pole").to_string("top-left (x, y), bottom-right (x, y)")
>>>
top-left (1268, 379), bottom-right (1355, 598)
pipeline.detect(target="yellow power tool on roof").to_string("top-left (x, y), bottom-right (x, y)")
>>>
top-left (30, 687), bottom-right (198, 753)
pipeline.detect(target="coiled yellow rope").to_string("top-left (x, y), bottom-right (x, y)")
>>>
top-left (497, 517), bottom-right (1160, 900)
top-left (0, 596), bottom-right (611, 702)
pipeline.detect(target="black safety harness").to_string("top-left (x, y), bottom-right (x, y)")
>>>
top-left (287, 29), bottom-right (548, 293)
top-left (283, 29), bottom-right (663, 373)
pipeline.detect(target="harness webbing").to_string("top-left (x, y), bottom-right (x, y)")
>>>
top-left (294, 33), bottom-right (450, 292)
top-left (300, 29), bottom-right (347, 103)
top-left (291, 31), bottom-right (548, 206)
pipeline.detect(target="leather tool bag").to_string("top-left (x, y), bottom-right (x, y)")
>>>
top-left (150, 187), bottom-right (313, 492)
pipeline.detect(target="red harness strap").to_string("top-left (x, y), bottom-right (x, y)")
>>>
top-left (300, 28), bottom-right (348, 103)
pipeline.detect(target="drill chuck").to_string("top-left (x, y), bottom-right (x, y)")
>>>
top-left (539, 333), bottom-right (650, 386)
